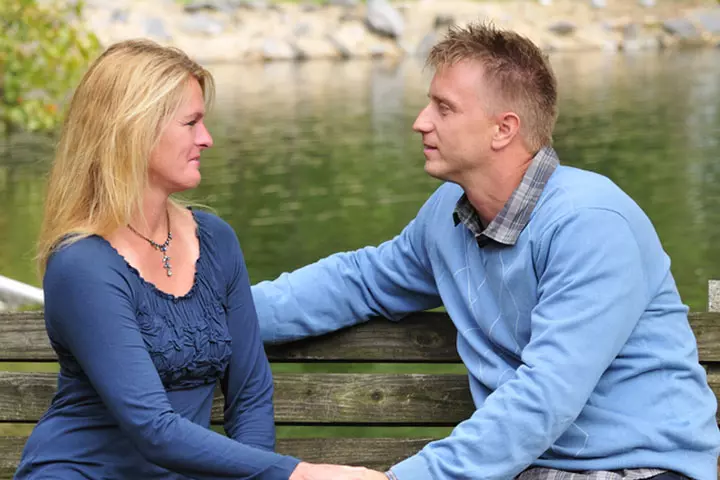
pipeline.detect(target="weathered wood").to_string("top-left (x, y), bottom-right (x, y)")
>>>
top-left (0, 312), bottom-right (50, 362)
top-left (4, 368), bottom-right (720, 424)
top-left (710, 280), bottom-right (720, 313)
top-left (0, 435), bottom-right (433, 477)
top-left (0, 435), bottom-right (26, 478)
top-left (0, 371), bottom-right (473, 424)
top-left (265, 312), bottom-right (460, 363)
top-left (3, 311), bottom-right (720, 362)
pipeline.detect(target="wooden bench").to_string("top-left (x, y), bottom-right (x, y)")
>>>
top-left (0, 281), bottom-right (718, 478)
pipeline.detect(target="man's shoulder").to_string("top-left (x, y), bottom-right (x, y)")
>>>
top-left (536, 166), bottom-right (640, 219)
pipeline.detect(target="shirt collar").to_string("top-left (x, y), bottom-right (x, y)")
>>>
top-left (453, 146), bottom-right (559, 246)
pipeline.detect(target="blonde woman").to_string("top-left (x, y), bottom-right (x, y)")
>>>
top-left (14, 40), bottom-right (368, 480)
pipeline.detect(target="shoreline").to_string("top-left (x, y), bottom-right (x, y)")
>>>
top-left (76, 0), bottom-right (720, 64)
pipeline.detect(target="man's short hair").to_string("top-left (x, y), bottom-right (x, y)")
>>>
top-left (427, 22), bottom-right (558, 152)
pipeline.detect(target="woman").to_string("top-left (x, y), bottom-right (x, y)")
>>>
top-left (14, 39), bottom-right (367, 480)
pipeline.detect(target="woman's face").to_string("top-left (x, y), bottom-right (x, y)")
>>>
top-left (148, 78), bottom-right (213, 195)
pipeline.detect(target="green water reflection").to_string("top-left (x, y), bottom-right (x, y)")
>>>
top-left (1, 49), bottom-right (719, 311)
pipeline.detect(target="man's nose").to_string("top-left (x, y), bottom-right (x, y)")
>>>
top-left (413, 105), bottom-right (432, 133)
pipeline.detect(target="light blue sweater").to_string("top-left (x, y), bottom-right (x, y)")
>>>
top-left (253, 166), bottom-right (720, 480)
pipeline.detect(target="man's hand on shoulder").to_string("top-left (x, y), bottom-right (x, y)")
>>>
top-left (289, 462), bottom-right (388, 480)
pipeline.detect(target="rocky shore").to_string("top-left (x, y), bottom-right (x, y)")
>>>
top-left (75, 0), bottom-right (720, 64)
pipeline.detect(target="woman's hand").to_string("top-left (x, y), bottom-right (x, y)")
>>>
top-left (289, 462), bottom-right (387, 480)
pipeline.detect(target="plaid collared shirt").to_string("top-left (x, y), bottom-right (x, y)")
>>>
top-left (385, 146), bottom-right (667, 480)
top-left (453, 145), bottom-right (558, 247)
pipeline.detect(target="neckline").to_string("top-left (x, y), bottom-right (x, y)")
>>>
top-left (100, 207), bottom-right (204, 301)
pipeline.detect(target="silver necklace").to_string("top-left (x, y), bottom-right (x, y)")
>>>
top-left (127, 209), bottom-right (173, 277)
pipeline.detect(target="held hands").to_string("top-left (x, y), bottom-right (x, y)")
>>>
top-left (289, 461), bottom-right (388, 480)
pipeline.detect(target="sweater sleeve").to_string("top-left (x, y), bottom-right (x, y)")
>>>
top-left (389, 208), bottom-right (650, 479)
top-left (220, 227), bottom-right (278, 452)
top-left (43, 243), bottom-right (299, 480)
top-left (252, 190), bottom-right (444, 344)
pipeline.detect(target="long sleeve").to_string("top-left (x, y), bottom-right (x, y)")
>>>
top-left (252, 191), bottom-right (444, 344)
top-left (390, 208), bottom-right (650, 479)
top-left (220, 229), bottom-right (278, 451)
top-left (43, 243), bottom-right (299, 480)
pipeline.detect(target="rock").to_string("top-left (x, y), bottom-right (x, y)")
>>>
top-left (369, 43), bottom-right (390, 57)
top-left (183, 0), bottom-right (234, 13)
top-left (144, 17), bottom-right (172, 41)
top-left (181, 14), bottom-right (225, 36)
top-left (434, 14), bottom-right (455, 29)
top-left (328, 0), bottom-right (359, 7)
top-left (328, 22), bottom-right (368, 58)
top-left (689, 8), bottom-right (720, 36)
top-left (548, 20), bottom-right (577, 36)
top-left (662, 18), bottom-right (702, 40)
top-left (110, 8), bottom-right (129, 23)
top-left (293, 21), bottom-right (312, 37)
top-left (239, 0), bottom-right (270, 10)
top-left (300, 1), bottom-right (319, 12)
top-left (590, 0), bottom-right (607, 8)
top-left (292, 37), bottom-right (340, 60)
top-left (622, 22), bottom-right (641, 40)
top-left (262, 38), bottom-right (297, 61)
top-left (415, 31), bottom-right (438, 58)
top-left (620, 35), bottom-right (660, 51)
top-left (366, 0), bottom-right (404, 39)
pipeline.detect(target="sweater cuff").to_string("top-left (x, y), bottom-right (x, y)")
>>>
top-left (270, 455), bottom-right (302, 478)
top-left (388, 453), bottom-right (432, 480)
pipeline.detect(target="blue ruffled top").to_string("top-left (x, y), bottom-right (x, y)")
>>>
top-left (15, 210), bottom-right (300, 479)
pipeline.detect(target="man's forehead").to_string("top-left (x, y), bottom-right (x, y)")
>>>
top-left (429, 61), bottom-right (486, 95)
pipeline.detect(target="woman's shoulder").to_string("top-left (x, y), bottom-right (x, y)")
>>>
top-left (45, 235), bottom-right (130, 285)
top-left (48, 235), bottom-right (114, 265)
top-left (191, 208), bottom-right (238, 245)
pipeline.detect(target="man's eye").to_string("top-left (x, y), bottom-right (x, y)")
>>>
top-left (186, 120), bottom-right (197, 126)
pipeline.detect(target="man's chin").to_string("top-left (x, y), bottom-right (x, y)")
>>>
top-left (424, 160), bottom-right (449, 181)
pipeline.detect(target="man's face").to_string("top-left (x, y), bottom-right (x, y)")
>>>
top-left (413, 60), bottom-right (497, 184)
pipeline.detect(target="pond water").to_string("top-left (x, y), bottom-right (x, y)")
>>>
top-left (1, 49), bottom-right (719, 310)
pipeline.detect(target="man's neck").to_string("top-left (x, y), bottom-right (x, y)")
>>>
top-left (462, 152), bottom-right (534, 226)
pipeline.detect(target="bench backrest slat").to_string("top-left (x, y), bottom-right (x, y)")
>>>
top-left (2, 369), bottom-right (720, 425)
top-left (0, 371), bottom-right (474, 425)
top-left (3, 311), bottom-right (720, 362)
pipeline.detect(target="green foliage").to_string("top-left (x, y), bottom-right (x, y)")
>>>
top-left (0, 0), bottom-right (101, 133)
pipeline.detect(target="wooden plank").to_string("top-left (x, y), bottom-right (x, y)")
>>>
top-left (0, 371), bottom-right (474, 424)
top-left (265, 312), bottom-right (459, 363)
top-left (0, 435), bottom-right (432, 477)
top-left (0, 312), bottom-right (50, 362)
top-left (0, 435), bottom-right (25, 478)
top-left (3, 368), bottom-right (720, 424)
top-left (3, 311), bottom-right (720, 362)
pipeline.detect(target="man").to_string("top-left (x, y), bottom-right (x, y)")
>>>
top-left (252, 22), bottom-right (720, 480)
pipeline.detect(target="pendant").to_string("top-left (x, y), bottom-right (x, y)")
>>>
top-left (160, 246), bottom-right (172, 277)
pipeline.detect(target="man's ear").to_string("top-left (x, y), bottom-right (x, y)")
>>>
top-left (491, 112), bottom-right (521, 150)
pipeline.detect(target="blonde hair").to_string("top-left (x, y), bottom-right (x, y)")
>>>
top-left (37, 39), bottom-right (215, 275)
top-left (427, 22), bottom-right (558, 151)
